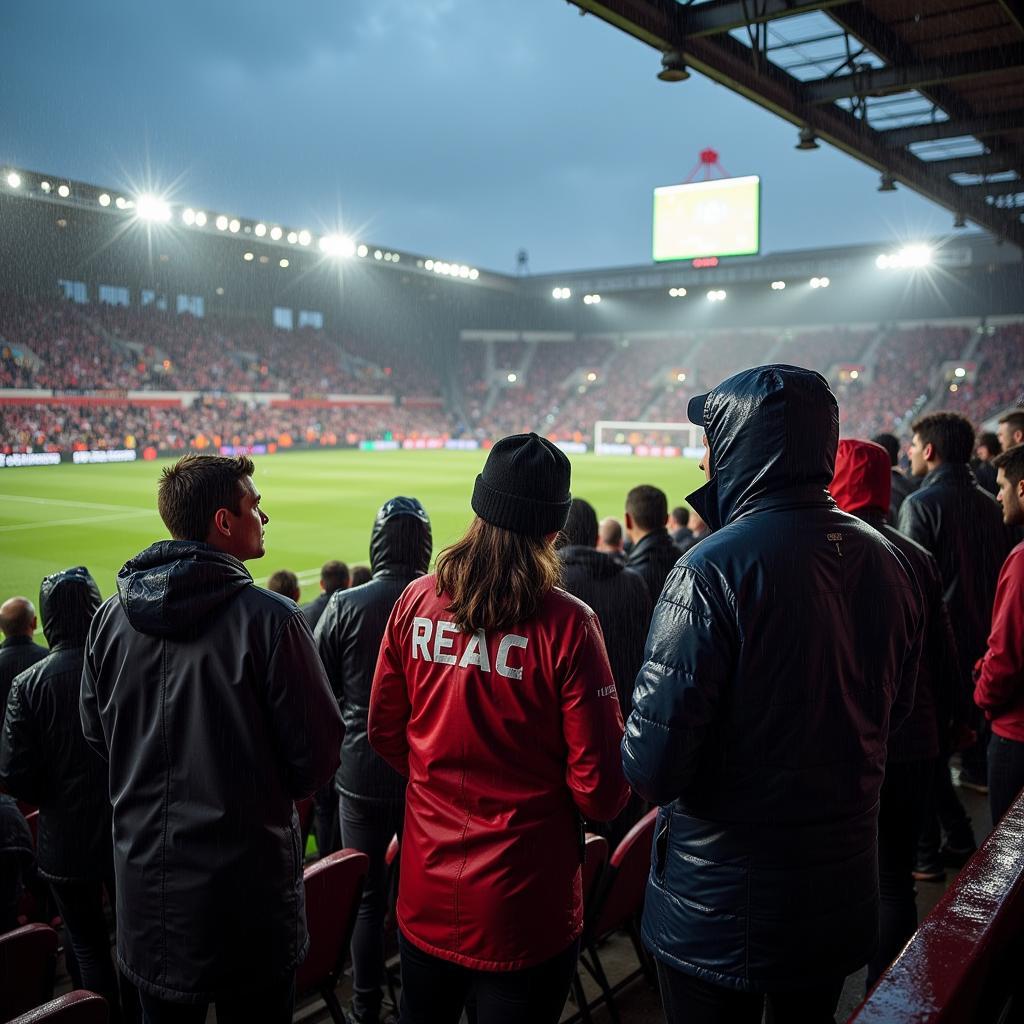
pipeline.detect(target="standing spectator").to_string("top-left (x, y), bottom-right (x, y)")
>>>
top-left (302, 560), bottom-right (350, 631)
top-left (899, 412), bottom-right (1009, 870)
top-left (369, 433), bottom-right (628, 1024)
top-left (0, 597), bottom-right (48, 723)
top-left (668, 506), bottom-right (692, 547)
top-left (974, 444), bottom-right (1024, 825)
top-left (625, 485), bottom-right (681, 602)
top-left (266, 569), bottom-right (301, 602)
top-left (997, 411), bottom-right (1024, 453)
top-left (973, 431), bottom-right (1002, 496)
top-left (623, 367), bottom-right (921, 1022)
top-left (0, 568), bottom-right (131, 1019)
top-left (80, 454), bottom-right (343, 1024)
top-left (0, 794), bottom-right (34, 933)
top-left (351, 565), bottom-right (372, 587)
top-left (831, 439), bottom-right (960, 986)
top-left (597, 517), bottom-right (627, 565)
top-left (873, 432), bottom-right (918, 523)
top-left (675, 509), bottom-right (709, 555)
top-left (315, 497), bottom-right (432, 1024)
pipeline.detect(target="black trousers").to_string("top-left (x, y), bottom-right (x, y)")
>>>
top-left (313, 781), bottom-right (340, 856)
top-left (135, 975), bottom-right (294, 1024)
top-left (918, 751), bottom-right (974, 862)
top-left (398, 933), bottom-right (579, 1024)
top-left (988, 733), bottom-right (1024, 826)
top-left (868, 758), bottom-right (931, 989)
top-left (339, 794), bottom-right (404, 1023)
top-left (656, 960), bottom-right (845, 1024)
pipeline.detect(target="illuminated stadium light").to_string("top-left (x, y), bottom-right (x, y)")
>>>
top-left (258, 255), bottom-right (269, 264)
top-left (552, 287), bottom-right (571, 299)
top-left (374, 250), bottom-right (383, 260)
top-left (771, 280), bottom-right (786, 290)
top-left (6, 172), bottom-right (22, 189)
top-left (136, 194), bottom-right (172, 223)
top-left (243, 252), bottom-right (254, 261)
top-left (98, 193), bottom-right (111, 207)
top-left (393, 254), bottom-right (400, 263)
top-left (954, 366), bottom-right (966, 378)
top-left (507, 372), bottom-right (518, 383)
top-left (287, 231), bottom-right (298, 244)
top-left (877, 243), bottom-right (933, 271)
top-left (668, 287), bottom-right (687, 297)
top-left (850, 370), bottom-right (860, 380)
top-left (809, 277), bottom-right (830, 289)
top-left (676, 372), bottom-right (687, 382)
top-left (254, 223), bottom-right (267, 237)
top-left (469, 269), bottom-right (479, 280)
top-left (115, 196), bottom-right (128, 209)
top-left (229, 219), bottom-right (240, 233)
top-left (586, 372), bottom-right (598, 382)
top-left (950, 383), bottom-right (959, 392)
top-left (194, 210), bottom-right (207, 227)
top-left (875, 254), bottom-right (890, 270)
top-left (270, 226), bottom-right (283, 241)
top-left (182, 207), bottom-right (195, 225)
top-left (357, 245), bottom-right (368, 258)
top-left (319, 234), bottom-right (356, 257)
top-left (458, 265), bottom-right (470, 278)
top-left (279, 258), bottom-right (289, 268)
top-left (425, 259), bottom-right (435, 270)
top-left (40, 181), bottom-right (51, 193)
top-left (583, 294), bottom-right (601, 305)
top-left (298, 230), bottom-right (311, 246)
top-left (57, 184), bottom-right (70, 198)
top-left (216, 215), bottom-right (229, 231)
top-left (706, 289), bottom-right (726, 302)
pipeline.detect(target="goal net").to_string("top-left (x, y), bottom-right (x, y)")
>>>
top-left (593, 420), bottom-right (704, 458)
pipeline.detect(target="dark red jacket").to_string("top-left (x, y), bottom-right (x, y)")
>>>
top-left (975, 541), bottom-right (1024, 741)
top-left (368, 575), bottom-right (628, 971)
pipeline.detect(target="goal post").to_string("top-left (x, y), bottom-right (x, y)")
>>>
top-left (594, 420), bottom-right (704, 457)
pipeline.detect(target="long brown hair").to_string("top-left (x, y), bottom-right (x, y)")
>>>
top-left (434, 518), bottom-right (561, 633)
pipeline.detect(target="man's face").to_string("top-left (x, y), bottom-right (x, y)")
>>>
top-left (997, 422), bottom-right (1024, 452)
top-left (996, 468), bottom-right (1024, 526)
top-left (908, 433), bottom-right (929, 477)
top-left (977, 443), bottom-right (993, 463)
top-left (222, 476), bottom-right (268, 561)
top-left (699, 433), bottom-right (712, 482)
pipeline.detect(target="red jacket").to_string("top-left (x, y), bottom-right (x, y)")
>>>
top-left (975, 541), bottom-right (1024, 741)
top-left (368, 575), bottom-right (629, 971)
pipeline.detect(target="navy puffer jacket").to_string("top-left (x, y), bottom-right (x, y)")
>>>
top-left (622, 365), bottom-right (923, 992)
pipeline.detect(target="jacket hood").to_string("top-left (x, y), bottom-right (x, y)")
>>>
top-left (116, 541), bottom-right (252, 637)
top-left (831, 439), bottom-right (892, 516)
top-left (559, 544), bottom-right (622, 580)
top-left (686, 364), bottom-right (839, 530)
top-left (370, 497), bottom-right (432, 577)
top-left (40, 566), bottom-right (101, 648)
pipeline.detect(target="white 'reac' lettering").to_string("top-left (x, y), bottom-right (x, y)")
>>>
top-left (411, 618), bottom-right (433, 661)
top-left (496, 634), bottom-right (528, 680)
top-left (458, 629), bottom-right (492, 672)
top-left (433, 620), bottom-right (458, 665)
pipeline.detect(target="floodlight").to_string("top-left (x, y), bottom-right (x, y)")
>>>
top-left (707, 289), bottom-right (726, 301)
top-left (771, 280), bottom-right (786, 290)
top-left (850, 370), bottom-right (859, 380)
top-left (658, 50), bottom-right (690, 82)
top-left (586, 372), bottom-right (598, 382)
top-left (954, 366), bottom-right (966, 378)
top-left (949, 383), bottom-right (959, 393)
top-left (583, 294), bottom-right (601, 304)
top-left (426, 260), bottom-right (435, 270)
top-left (254, 223), bottom-right (267, 237)
top-left (243, 252), bottom-right (254, 261)
top-left (182, 207), bottom-right (195, 225)
top-left (507, 373), bottom-right (518, 383)
top-left (676, 372), bottom-right (687, 382)
top-left (374, 250), bottom-right (383, 260)
top-left (669, 287), bottom-right (687, 297)
top-left (98, 193), bottom-right (111, 207)
top-left (459, 266), bottom-right (470, 278)
top-left (878, 172), bottom-right (897, 192)
top-left (216, 215), bottom-right (229, 231)
top-left (136, 194), bottom-right (172, 222)
top-left (298, 230), bottom-right (311, 246)
top-left (6, 172), bottom-right (21, 189)
top-left (819, 276), bottom-right (830, 287)
top-left (57, 184), bottom-right (70, 198)
top-left (279, 258), bottom-right (289, 268)
top-left (469, 269), bottom-right (479, 280)
top-left (796, 126), bottom-right (819, 151)
top-left (194, 211), bottom-right (207, 227)
top-left (552, 287), bottom-right (562, 299)
top-left (875, 254), bottom-right (890, 270)
top-left (810, 277), bottom-right (830, 289)
top-left (229, 219), bottom-right (240, 233)
top-left (40, 181), bottom-right (51, 193)
top-left (899, 244), bottom-right (931, 268)
top-left (392, 254), bottom-right (400, 263)
top-left (287, 231), bottom-right (298, 244)
top-left (357, 244), bottom-right (368, 258)
top-left (319, 234), bottom-right (356, 257)
top-left (270, 226), bottom-right (283, 240)
top-left (115, 196), bottom-right (128, 209)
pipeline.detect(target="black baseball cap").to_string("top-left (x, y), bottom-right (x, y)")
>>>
top-left (687, 392), bottom-right (709, 427)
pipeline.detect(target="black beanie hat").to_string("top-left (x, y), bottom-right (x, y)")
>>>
top-left (472, 433), bottom-right (572, 536)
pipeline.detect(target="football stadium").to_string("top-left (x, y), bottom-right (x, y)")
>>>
top-left (1, 1), bottom-right (1024, 1022)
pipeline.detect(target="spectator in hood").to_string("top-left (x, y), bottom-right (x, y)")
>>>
top-left (0, 567), bottom-right (133, 1020)
top-left (302, 560), bottom-right (350, 632)
top-left (0, 597), bottom-right (48, 725)
top-left (81, 454), bottom-right (343, 1024)
top-left (668, 506), bottom-right (692, 547)
top-left (597, 517), bottom-right (627, 565)
top-left (974, 444), bottom-right (1024, 826)
top-left (369, 433), bottom-right (628, 1024)
top-left (624, 366), bottom-right (922, 1023)
top-left (831, 439), bottom-right (960, 985)
top-left (900, 412), bottom-right (1009, 868)
top-left (872, 432), bottom-right (918, 523)
top-left (625, 485), bottom-right (681, 602)
top-left (315, 497), bottom-right (432, 1024)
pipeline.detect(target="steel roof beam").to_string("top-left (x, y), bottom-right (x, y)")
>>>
top-left (680, 0), bottom-right (849, 38)
top-left (925, 151), bottom-right (1021, 175)
top-left (805, 44), bottom-right (1024, 103)
top-left (958, 178), bottom-right (1024, 196)
top-left (880, 114), bottom-right (1024, 146)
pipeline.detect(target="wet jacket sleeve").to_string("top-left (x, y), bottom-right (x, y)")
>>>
top-left (0, 676), bottom-right (47, 805)
top-left (313, 594), bottom-right (347, 711)
top-left (974, 547), bottom-right (1024, 715)
top-left (79, 630), bottom-right (108, 762)
top-left (622, 565), bottom-right (737, 806)
top-left (367, 600), bottom-right (411, 777)
top-left (897, 495), bottom-right (933, 552)
top-left (560, 612), bottom-right (629, 822)
top-left (265, 612), bottom-right (344, 799)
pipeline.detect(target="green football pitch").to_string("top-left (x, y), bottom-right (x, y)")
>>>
top-left (0, 449), bottom-right (705, 617)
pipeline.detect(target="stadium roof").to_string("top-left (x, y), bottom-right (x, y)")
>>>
top-left (567, 0), bottom-right (1024, 250)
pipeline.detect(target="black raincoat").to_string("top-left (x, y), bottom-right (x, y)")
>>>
top-left (622, 365), bottom-right (923, 992)
top-left (0, 567), bottom-right (108, 882)
top-left (80, 541), bottom-right (343, 1003)
top-left (315, 497), bottom-right (432, 804)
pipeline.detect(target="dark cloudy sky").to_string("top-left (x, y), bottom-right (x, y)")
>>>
top-left (1, 0), bottom-right (954, 274)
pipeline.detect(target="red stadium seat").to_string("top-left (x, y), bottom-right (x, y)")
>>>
top-left (0, 923), bottom-right (59, 1020)
top-left (577, 809), bottom-right (659, 1024)
top-left (7, 990), bottom-right (109, 1024)
top-left (567, 833), bottom-right (610, 1024)
top-left (295, 848), bottom-right (369, 1024)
